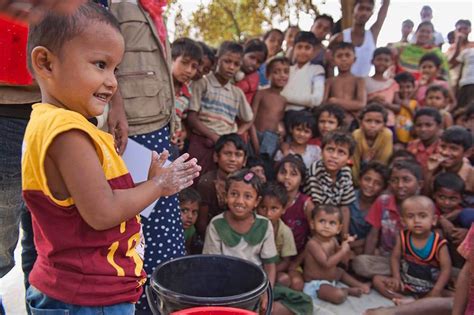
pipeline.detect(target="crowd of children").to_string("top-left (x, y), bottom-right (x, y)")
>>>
top-left (13, 0), bottom-right (474, 314)
top-left (168, 3), bottom-right (474, 314)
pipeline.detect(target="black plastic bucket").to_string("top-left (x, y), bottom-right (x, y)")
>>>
top-left (146, 255), bottom-right (272, 315)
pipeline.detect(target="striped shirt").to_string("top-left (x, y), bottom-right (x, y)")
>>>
top-left (189, 72), bottom-right (253, 135)
top-left (304, 160), bottom-right (355, 206)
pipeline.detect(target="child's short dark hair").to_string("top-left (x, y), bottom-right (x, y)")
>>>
top-left (414, 107), bottom-right (442, 125)
top-left (311, 204), bottom-right (342, 222)
top-left (27, 2), bottom-right (120, 74)
top-left (275, 154), bottom-right (307, 183)
top-left (388, 149), bottom-right (417, 166)
top-left (416, 21), bottom-right (434, 32)
top-left (314, 104), bottom-right (345, 134)
top-left (261, 182), bottom-right (289, 208)
top-left (215, 133), bottom-right (248, 155)
top-left (440, 126), bottom-right (473, 150)
top-left (294, 31), bottom-right (317, 46)
top-left (419, 52), bottom-right (442, 68)
top-left (178, 188), bottom-right (202, 205)
top-left (226, 169), bottom-right (262, 196)
top-left (373, 47), bottom-right (392, 59)
top-left (402, 19), bottom-right (414, 28)
top-left (198, 41), bottom-right (217, 65)
top-left (314, 14), bottom-right (334, 27)
top-left (217, 41), bottom-right (243, 58)
top-left (263, 29), bottom-right (284, 41)
top-left (426, 84), bottom-right (449, 98)
top-left (391, 160), bottom-right (423, 181)
top-left (354, 0), bottom-right (375, 7)
top-left (244, 38), bottom-right (268, 60)
top-left (322, 131), bottom-right (356, 156)
top-left (171, 37), bottom-right (203, 62)
top-left (360, 161), bottom-right (389, 188)
top-left (359, 103), bottom-right (388, 123)
top-left (455, 19), bottom-right (471, 28)
top-left (332, 42), bottom-right (355, 54)
top-left (266, 56), bottom-right (290, 77)
top-left (288, 110), bottom-right (317, 136)
top-left (246, 156), bottom-right (265, 169)
top-left (433, 172), bottom-right (465, 195)
top-left (394, 72), bottom-right (415, 85)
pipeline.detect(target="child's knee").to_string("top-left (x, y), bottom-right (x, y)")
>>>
top-left (320, 287), bottom-right (347, 305)
top-left (290, 275), bottom-right (305, 291)
top-left (277, 272), bottom-right (291, 287)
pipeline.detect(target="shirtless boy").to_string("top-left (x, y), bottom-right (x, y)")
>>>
top-left (251, 56), bottom-right (291, 158)
top-left (324, 42), bottom-right (366, 129)
top-left (303, 205), bottom-right (370, 304)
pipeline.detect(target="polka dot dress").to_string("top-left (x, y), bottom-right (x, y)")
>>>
top-left (131, 126), bottom-right (185, 312)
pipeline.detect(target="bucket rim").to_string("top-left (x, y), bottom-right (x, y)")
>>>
top-left (150, 254), bottom-right (268, 305)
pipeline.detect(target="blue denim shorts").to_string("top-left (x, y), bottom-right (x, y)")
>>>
top-left (26, 286), bottom-right (135, 315)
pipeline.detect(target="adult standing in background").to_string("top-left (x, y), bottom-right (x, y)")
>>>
top-left (410, 5), bottom-right (444, 48)
top-left (394, 21), bottom-right (449, 81)
top-left (447, 19), bottom-right (474, 107)
top-left (109, 1), bottom-right (184, 313)
top-left (329, 0), bottom-right (390, 77)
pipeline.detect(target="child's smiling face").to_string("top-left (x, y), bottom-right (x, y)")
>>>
top-left (226, 180), bottom-right (260, 220)
top-left (35, 22), bottom-right (124, 118)
top-left (389, 168), bottom-right (421, 201)
top-left (290, 124), bottom-right (313, 146)
top-left (434, 187), bottom-right (462, 214)
top-left (359, 169), bottom-right (385, 199)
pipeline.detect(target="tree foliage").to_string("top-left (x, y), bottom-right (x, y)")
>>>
top-left (174, 0), bottom-right (320, 46)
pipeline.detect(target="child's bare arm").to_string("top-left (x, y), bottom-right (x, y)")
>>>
top-left (276, 257), bottom-right (291, 273)
top-left (364, 226), bottom-right (380, 254)
top-left (427, 243), bottom-right (451, 297)
top-left (186, 111), bottom-right (219, 144)
top-left (446, 87), bottom-right (457, 111)
top-left (323, 78), bottom-right (332, 102)
top-left (263, 262), bottom-right (276, 287)
top-left (307, 237), bottom-right (351, 269)
top-left (304, 199), bottom-right (315, 229)
top-left (341, 206), bottom-right (350, 238)
top-left (390, 235), bottom-right (403, 290)
top-left (370, 0), bottom-right (390, 42)
top-left (47, 130), bottom-right (200, 231)
top-left (289, 250), bottom-right (305, 271)
top-left (452, 261), bottom-right (470, 315)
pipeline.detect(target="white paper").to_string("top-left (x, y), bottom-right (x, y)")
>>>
top-left (122, 138), bottom-right (171, 218)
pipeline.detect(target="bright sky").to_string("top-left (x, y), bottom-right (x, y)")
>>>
top-left (168, 0), bottom-right (474, 49)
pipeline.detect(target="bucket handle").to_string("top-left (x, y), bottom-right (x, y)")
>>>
top-left (146, 285), bottom-right (162, 315)
top-left (264, 282), bottom-right (273, 315)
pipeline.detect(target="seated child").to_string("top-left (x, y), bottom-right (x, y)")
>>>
top-left (453, 223), bottom-right (474, 315)
top-left (304, 131), bottom-right (356, 237)
top-left (415, 53), bottom-right (455, 108)
top-left (424, 84), bottom-right (454, 129)
top-left (179, 188), bottom-right (201, 254)
top-left (193, 41), bottom-right (216, 80)
top-left (373, 196), bottom-right (452, 305)
top-left (170, 38), bottom-right (202, 155)
top-left (426, 126), bottom-right (474, 202)
top-left (352, 160), bottom-right (424, 279)
top-left (196, 133), bottom-right (247, 236)
top-left (246, 156), bottom-right (267, 183)
top-left (309, 103), bottom-right (345, 146)
top-left (276, 154), bottom-right (314, 291)
top-left (352, 104), bottom-right (393, 185)
top-left (394, 72), bottom-right (418, 146)
top-left (407, 108), bottom-right (442, 169)
top-left (187, 41), bottom-right (253, 175)
top-left (257, 182), bottom-right (297, 287)
top-left (303, 205), bottom-right (371, 304)
top-left (323, 42), bottom-right (366, 129)
top-left (235, 38), bottom-right (267, 104)
top-left (275, 110), bottom-right (321, 169)
top-left (349, 162), bottom-right (389, 254)
top-left (22, 3), bottom-right (201, 311)
top-left (365, 47), bottom-right (400, 132)
top-left (202, 169), bottom-right (279, 314)
top-left (251, 56), bottom-right (290, 159)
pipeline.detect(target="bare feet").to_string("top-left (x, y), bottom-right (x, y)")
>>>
top-left (393, 296), bottom-right (415, 305)
top-left (347, 287), bottom-right (363, 297)
top-left (363, 306), bottom-right (395, 315)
